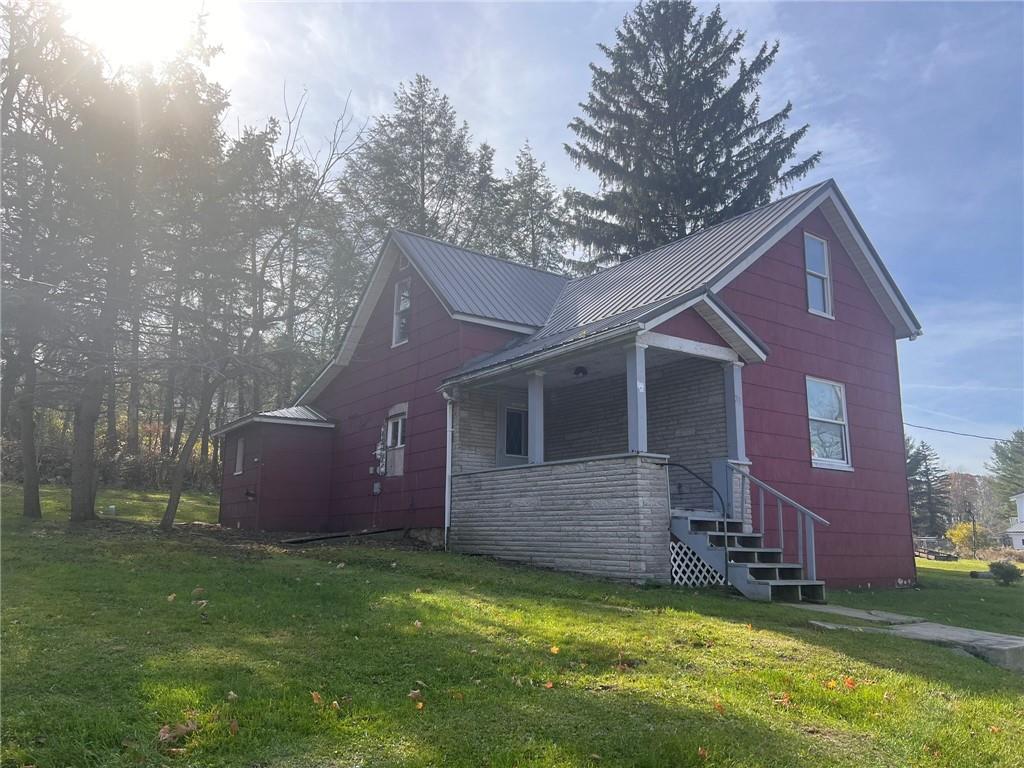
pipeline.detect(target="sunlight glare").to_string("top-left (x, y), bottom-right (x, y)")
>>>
top-left (60, 0), bottom-right (208, 70)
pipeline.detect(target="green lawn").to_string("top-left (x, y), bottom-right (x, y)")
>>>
top-left (1, 487), bottom-right (1022, 767)
top-left (1, 482), bottom-right (219, 524)
top-left (830, 558), bottom-right (1023, 636)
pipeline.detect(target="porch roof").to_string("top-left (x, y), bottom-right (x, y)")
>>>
top-left (442, 288), bottom-right (769, 387)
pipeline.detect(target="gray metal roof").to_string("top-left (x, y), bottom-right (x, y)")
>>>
top-left (391, 230), bottom-right (568, 328)
top-left (257, 406), bottom-right (329, 422)
top-left (539, 181), bottom-right (831, 336)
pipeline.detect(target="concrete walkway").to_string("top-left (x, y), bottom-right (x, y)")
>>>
top-left (792, 603), bottom-right (1024, 673)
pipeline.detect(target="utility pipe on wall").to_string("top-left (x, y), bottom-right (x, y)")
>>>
top-left (442, 391), bottom-right (455, 550)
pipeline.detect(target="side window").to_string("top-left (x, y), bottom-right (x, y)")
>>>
top-left (504, 408), bottom-right (528, 457)
top-left (392, 277), bottom-right (411, 346)
top-left (234, 437), bottom-right (245, 475)
top-left (804, 233), bottom-right (833, 318)
top-left (806, 376), bottom-right (852, 470)
top-left (385, 410), bottom-right (407, 476)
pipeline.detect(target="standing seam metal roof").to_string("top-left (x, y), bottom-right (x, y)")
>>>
top-left (539, 181), bottom-right (831, 336)
top-left (390, 230), bottom-right (568, 328)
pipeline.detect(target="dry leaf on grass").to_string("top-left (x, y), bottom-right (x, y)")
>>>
top-left (408, 689), bottom-right (424, 702)
top-left (226, 691), bottom-right (238, 702)
top-left (698, 746), bottom-right (709, 760)
top-left (157, 721), bottom-right (197, 743)
top-left (310, 691), bottom-right (323, 705)
top-left (166, 593), bottom-right (176, 602)
top-left (229, 719), bottom-right (239, 736)
top-left (549, 645), bottom-right (560, 654)
top-left (543, 681), bottom-right (554, 689)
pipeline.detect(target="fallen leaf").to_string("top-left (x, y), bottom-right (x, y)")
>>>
top-left (413, 620), bottom-right (423, 629)
top-left (226, 691), bottom-right (239, 702)
top-left (192, 599), bottom-right (209, 608)
top-left (229, 719), bottom-right (239, 736)
top-left (824, 679), bottom-right (838, 690)
top-left (157, 721), bottom-right (197, 743)
top-left (336, 562), bottom-right (346, 569)
top-left (190, 587), bottom-right (206, 601)
top-left (165, 747), bottom-right (186, 757)
top-left (311, 691), bottom-right (323, 705)
top-left (390, 562), bottom-right (397, 568)
top-left (451, 691), bottom-right (465, 701)
top-left (550, 645), bottom-right (560, 654)
top-left (988, 725), bottom-right (1002, 734)
top-left (415, 700), bottom-right (425, 710)
top-left (166, 593), bottom-right (176, 602)
top-left (331, 700), bottom-right (341, 710)
top-left (408, 689), bottom-right (424, 702)
top-left (544, 681), bottom-right (554, 689)
top-left (745, 623), bottom-right (753, 631)
top-left (843, 676), bottom-right (857, 690)
top-left (698, 746), bottom-right (709, 760)
top-left (713, 700), bottom-right (725, 714)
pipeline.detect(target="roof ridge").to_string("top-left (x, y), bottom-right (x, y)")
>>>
top-left (570, 179), bottom-right (833, 284)
top-left (391, 228), bottom-right (569, 281)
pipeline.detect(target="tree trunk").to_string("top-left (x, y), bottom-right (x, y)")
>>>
top-left (125, 308), bottom-right (141, 455)
top-left (161, 378), bottom-right (216, 530)
top-left (19, 339), bottom-right (41, 519)
top-left (1, 338), bottom-right (22, 437)
top-left (105, 375), bottom-right (118, 456)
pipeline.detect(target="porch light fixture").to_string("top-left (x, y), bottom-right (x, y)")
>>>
top-left (573, 366), bottom-right (588, 378)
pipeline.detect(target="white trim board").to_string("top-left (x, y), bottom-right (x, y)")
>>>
top-left (637, 331), bottom-right (738, 362)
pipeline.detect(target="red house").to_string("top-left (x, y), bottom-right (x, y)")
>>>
top-left (215, 179), bottom-right (922, 600)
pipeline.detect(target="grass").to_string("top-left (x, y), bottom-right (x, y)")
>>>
top-left (830, 558), bottom-right (1023, 636)
top-left (2, 482), bottom-right (220, 525)
top-left (1, 485), bottom-right (1022, 768)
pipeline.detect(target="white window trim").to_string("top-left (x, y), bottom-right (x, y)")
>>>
top-left (804, 232), bottom-right (834, 320)
top-left (502, 406), bottom-right (529, 459)
top-left (806, 375), bottom-right (853, 471)
top-left (392, 277), bottom-right (411, 348)
top-left (386, 413), bottom-right (407, 449)
top-left (233, 437), bottom-right (245, 476)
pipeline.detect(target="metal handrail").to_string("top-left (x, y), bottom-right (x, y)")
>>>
top-left (663, 461), bottom-right (731, 588)
top-left (727, 462), bottom-right (831, 526)
top-left (726, 460), bottom-right (830, 581)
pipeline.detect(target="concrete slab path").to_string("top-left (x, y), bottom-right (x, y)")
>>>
top-left (791, 603), bottom-right (1024, 673)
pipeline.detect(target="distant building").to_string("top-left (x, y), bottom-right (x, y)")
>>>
top-left (1003, 492), bottom-right (1024, 550)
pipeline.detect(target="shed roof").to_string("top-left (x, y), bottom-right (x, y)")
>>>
top-left (212, 405), bottom-right (333, 437)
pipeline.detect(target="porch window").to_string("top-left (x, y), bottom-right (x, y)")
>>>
top-left (806, 376), bottom-right (852, 470)
top-left (504, 408), bottom-right (528, 457)
top-left (804, 233), bottom-right (833, 318)
top-left (234, 437), bottom-right (245, 475)
top-left (392, 278), bottom-right (411, 346)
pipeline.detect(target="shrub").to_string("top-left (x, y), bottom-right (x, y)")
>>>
top-left (945, 521), bottom-right (995, 556)
top-left (988, 560), bottom-right (1023, 587)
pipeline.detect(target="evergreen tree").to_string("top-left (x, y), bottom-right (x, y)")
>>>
top-left (566, 0), bottom-right (820, 264)
top-left (906, 438), bottom-right (952, 537)
top-left (339, 74), bottom-right (503, 256)
top-left (986, 428), bottom-right (1024, 523)
top-left (504, 142), bottom-right (566, 271)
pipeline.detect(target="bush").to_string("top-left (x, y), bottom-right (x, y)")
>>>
top-left (988, 560), bottom-right (1023, 587)
top-left (945, 521), bottom-right (995, 556)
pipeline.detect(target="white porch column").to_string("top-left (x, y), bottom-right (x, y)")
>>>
top-left (527, 370), bottom-right (545, 464)
top-left (625, 342), bottom-right (648, 453)
top-left (723, 361), bottom-right (748, 463)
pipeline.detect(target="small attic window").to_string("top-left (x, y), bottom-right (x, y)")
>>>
top-left (804, 233), bottom-right (833, 318)
top-left (392, 277), bottom-right (411, 347)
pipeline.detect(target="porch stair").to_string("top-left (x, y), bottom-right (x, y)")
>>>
top-left (670, 512), bottom-right (826, 603)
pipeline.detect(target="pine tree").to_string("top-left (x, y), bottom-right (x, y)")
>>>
top-left (906, 438), bottom-right (952, 537)
top-left (986, 429), bottom-right (1024, 523)
top-left (504, 142), bottom-right (566, 271)
top-left (339, 74), bottom-right (503, 256)
top-left (566, 0), bottom-right (821, 264)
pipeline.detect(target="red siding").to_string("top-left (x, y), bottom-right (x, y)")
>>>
top-left (310, 262), bottom-right (522, 533)
top-left (653, 307), bottom-right (728, 346)
top-left (219, 424), bottom-right (262, 530)
top-left (722, 208), bottom-right (915, 588)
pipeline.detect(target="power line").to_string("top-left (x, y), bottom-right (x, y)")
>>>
top-left (903, 422), bottom-right (1009, 442)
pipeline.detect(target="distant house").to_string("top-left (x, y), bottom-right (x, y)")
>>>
top-left (213, 179), bottom-right (923, 601)
top-left (1003, 492), bottom-right (1024, 550)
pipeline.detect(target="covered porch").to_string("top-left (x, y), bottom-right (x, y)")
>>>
top-left (443, 306), bottom-right (759, 584)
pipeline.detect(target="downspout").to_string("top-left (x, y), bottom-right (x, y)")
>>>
top-left (443, 391), bottom-right (455, 550)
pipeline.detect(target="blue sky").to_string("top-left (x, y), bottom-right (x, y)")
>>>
top-left (69, 1), bottom-right (1024, 473)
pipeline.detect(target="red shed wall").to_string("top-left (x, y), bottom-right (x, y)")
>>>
top-left (256, 424), bottom-right (334, 532)
top-left (312, 260), bottom-right (522, 533)
top-left (219, 423), bottom-right (262, 530)
top-left (721, 206), bottom-right (915, 588)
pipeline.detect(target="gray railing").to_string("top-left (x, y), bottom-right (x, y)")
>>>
top-left (726, 461), bottom-right (831, 581)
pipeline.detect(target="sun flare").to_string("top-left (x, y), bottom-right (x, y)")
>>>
top-left (59, 0), bottom-right (208, 70)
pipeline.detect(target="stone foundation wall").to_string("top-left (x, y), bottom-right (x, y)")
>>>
top-left (449, 453), bottom-right (671, 583)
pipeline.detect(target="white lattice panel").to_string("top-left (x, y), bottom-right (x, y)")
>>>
top-left (670, 539), bottom-right (725, 586)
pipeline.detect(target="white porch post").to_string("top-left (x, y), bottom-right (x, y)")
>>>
top-left (527, 370), bottom-right (545, 464)
top-left (625, 342), bottom-right (648, 453)
top-left (723, 361), bottom-right (748, 462)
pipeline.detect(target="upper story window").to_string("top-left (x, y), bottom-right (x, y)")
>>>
top-left (806, 376), bottom-right (852, 471)
top-left (234, 437), bottom-right (245, 475)
top-left (392, 278), bottom-right (411, 346)
top-left (804, 233), bottom-right (833, 318)
top-left (386, 413), bottom-right (406, 449)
